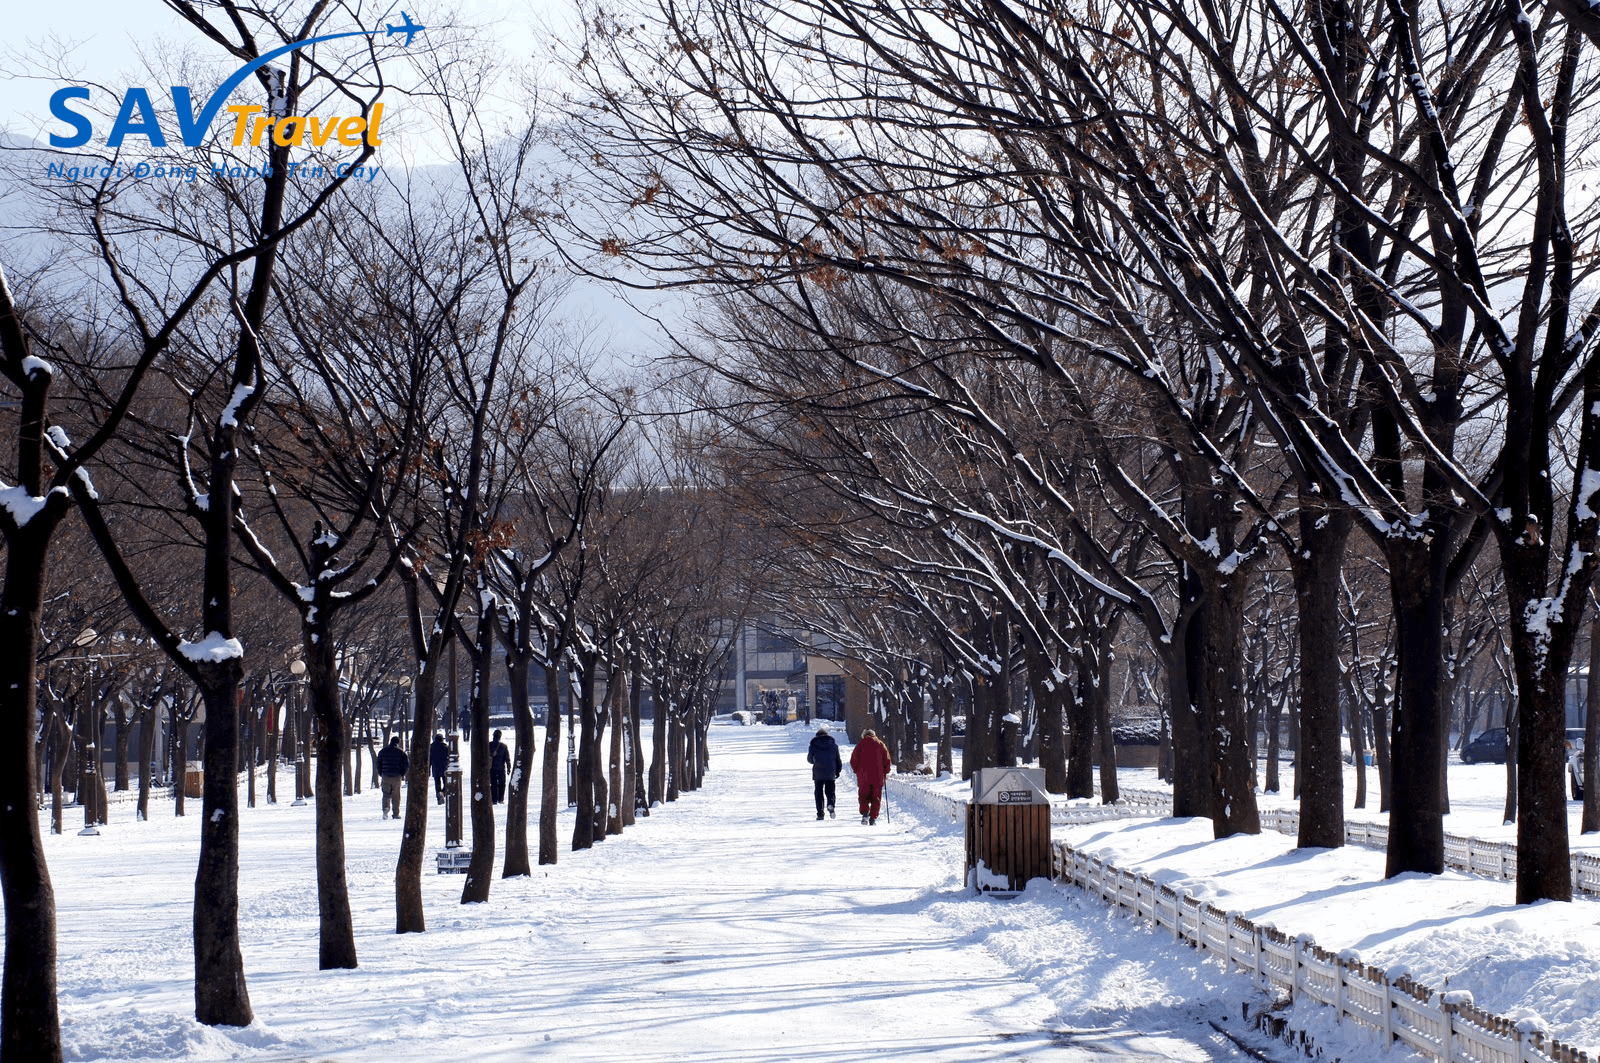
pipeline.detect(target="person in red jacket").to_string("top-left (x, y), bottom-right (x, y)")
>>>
top-left (849, 729), bottom-right (893, 825)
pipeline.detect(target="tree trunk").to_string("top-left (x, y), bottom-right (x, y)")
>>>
top-left (625, 655), bottom-right (643, 824)
top-left (538, 661), bottom-right (564, 866)
top-left (1294, 511), bottom-right (1349, 848)
top-left (1265, 684), bottom-right (1283, 795)
top-left (936, 682), bottom-right (953, 776)
top-left (265, 694), bottom-right (279, 806)
top-left (395, 659), bottom-right (438, 933)
top-left (1584, 614), bottom-right (1600, 834)
top-left (1173, 568), bottom-right (1208, 818)
top-left (0, 528), bottom-right (64, 1063)
top-left (1094, 642), bottom-right (1119, 804)
top-left (136, 703), bottom-right (156, 822)
top-left (1506, 581), bottom-right (1577, 904)
top-left (572, 661), bottom-right (598, 850)
top-left (693, 706), bottom-right (710, 787)
top-left (666, 704), bottom-right (682, 801)
top-left (1198, 573), bottom-right (1259, 838)
top-left (171, 702), bottom-right (187, 818)
top-left (304, 621), bottom-right (357, 969)
top-left (990, 622), bottom-right (1010, 772)
top-left (112, 702), bottom-right (131, 792)
top-left (245, 700), bottom-right (257, 810)
top-left (192, 668), bottom-right (252, 1026)
top-left (72, 692), bottom-right (92, 819)
top-left (1372, 674), bottom-right (1393, 812)
top-left (342, 717), bottom-right (354, 797)
top-left (1034, 653), bottom-right (1068, 794)
top-left (649, 679), bottom-right (668, 806)
top-left (33, 704), bottom-right (50, 811)
top-left (48, 717), bottom-right (66, 837)
top-left (607, 668), bottom-right (625, 836)
top-left (1503, 695), bottom-right (1519, 824)
top-left (1067, 657), bottom-right (1098, 799)
top-left (462, 608), bottom-right (496, 905)
top-left (1349, 681), bottom-right (1368, 811)
top-left (1498, 518), bottom-right (1585, 904)
top-left (503, 652), bottom-right (534, 878)
top-left (1385, 546), bottom-right (1448, 877)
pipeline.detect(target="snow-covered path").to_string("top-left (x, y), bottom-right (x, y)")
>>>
top-left (47, 724), bottom-right (1261, 1062)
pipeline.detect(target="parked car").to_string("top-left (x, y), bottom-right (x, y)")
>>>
top-left (1569, 728), bottom-right (1586, 800)
top-left (1461, 727), bottom-right (1508, 765)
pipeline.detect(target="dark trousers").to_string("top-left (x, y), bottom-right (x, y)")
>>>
top-left (433, 772), bottom-right (445, 802)
top-left (492, 772), bottom-right (506, 804)
top-left (814, 779), bottom-right (836, 815)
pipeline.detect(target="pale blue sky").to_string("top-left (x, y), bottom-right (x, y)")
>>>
top-left (0, 0), bottom-right (572, 149)
top-left (0, 0), bottom-right (675, 369)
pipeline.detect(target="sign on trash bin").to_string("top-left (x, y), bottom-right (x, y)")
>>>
top-left (966, 767), bottom-right (1051, 896)
top-left (972, 767), bottom-right (1049, 805)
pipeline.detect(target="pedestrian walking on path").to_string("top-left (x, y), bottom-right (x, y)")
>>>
top-left (489, 729), bottom-right (511, 804)
top-left (807, 725), bottom-right (842, 820)
top-left (377, 736), bottom-right (408, 819)
top-left (429, 732), bottom-right (449, 803)
top-left (850, 729), bottom-right (892, 825)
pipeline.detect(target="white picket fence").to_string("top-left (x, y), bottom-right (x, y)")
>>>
top-left (1056, 842), bottom-right (1593, 1063)
top-left (886, 776), bottom-right (1596, 1063)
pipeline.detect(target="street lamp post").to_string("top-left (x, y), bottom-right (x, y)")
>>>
top-left (76, 628), bottom-right (100, 837)
top-left (289, 659), bottom-right (307, 806)
top-left (266, 683), bottom-right (280, 804)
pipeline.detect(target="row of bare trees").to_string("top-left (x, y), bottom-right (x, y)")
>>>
top-left (558, 0), bottom-right (1600, 911)
top-left (1, 6), bottom-right (752, 1062)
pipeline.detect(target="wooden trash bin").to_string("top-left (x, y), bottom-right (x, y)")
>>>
top-left (965, 767), bottom-right (1051, 896)
top-left (183, 762), bottom-right (204, 798)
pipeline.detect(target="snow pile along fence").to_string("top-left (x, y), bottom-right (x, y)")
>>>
top-left (1051, 789), bottom-right (1170, 825)
top-left (887, 775), bottom-right (1167, 828)
top-left (1053, 840), bottom-right (1594, 1063)
top-left (889, 776), bottom-right (1600, 896)
top-left (890, 776), bottom-right (964, 823)
top-left (1101, 788), bottom-right (1600, 899)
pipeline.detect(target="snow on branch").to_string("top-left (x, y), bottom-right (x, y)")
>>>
top-left (178, 632), bottom-right (245, 663)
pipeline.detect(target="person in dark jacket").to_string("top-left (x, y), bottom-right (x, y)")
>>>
top-left (489, 729), bottom-right (511, 804)
top-left (377, 736), bottom-right (409, 819)
top-left (807, 725), bottom-right (842, 820)
top-left (849, 728), bottom-right (893, 825)
top-left (429, 732), bottom-right (450, 803)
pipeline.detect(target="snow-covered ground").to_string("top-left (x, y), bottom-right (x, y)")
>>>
top-left (39, 722), bottom-right (1284, 1062)
top-left (1055, 813), bottom-right (1600, 1054)
top-left (895, 747), bottom-right (1600, 1057)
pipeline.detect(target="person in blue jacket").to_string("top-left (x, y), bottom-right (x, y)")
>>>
top-left (807, 724), bottom-right (842, 820)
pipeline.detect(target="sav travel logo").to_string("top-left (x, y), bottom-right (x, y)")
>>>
top-left (46, 12), bottom-right (424, 151)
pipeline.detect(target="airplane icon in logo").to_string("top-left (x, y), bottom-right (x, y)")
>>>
top-left (385, 11), bottom-right (425, 47)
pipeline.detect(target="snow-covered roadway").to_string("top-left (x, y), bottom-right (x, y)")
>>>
top-left (45, 723), bottom-right (1265, 1062)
